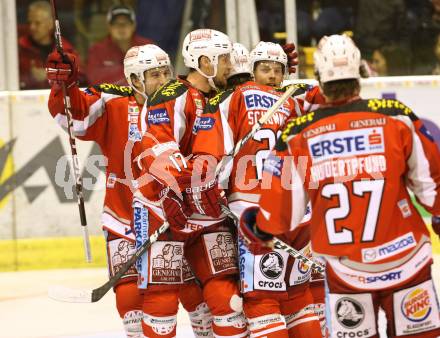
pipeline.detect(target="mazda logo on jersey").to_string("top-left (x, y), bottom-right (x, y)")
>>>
top-left (259, 252), bottom-right (284, 279)
top-left (308, 127), bottom-right (385, 163)
top-left (335, 297), bottom-right (365, 329)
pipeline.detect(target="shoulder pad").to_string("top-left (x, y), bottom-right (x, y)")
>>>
top-left (93, 83), bottom-right (133, 96)
top-left (204, 89), bottom-right (234, 114)
top-left (278, 83), bottom-right (312, 97)
top-left (148, 79), bottom-right (188, 106)
top-left (280, 112), bottom-right (317, 143)
top-left (364, 98), bottom-right (418, 121)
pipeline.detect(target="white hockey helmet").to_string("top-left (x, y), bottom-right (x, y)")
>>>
top-left (124, 44), bottom-right (171, 89)
top-left (250, 41), bottom-right (288, 73)
top-left (229, 43), bottom-right (252, 78)
top-left (314, 34), bottom-right (361, 83)
top-left (182, 29), bottom-right (232, 79)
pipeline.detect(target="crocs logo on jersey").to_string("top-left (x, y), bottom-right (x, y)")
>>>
top-left (308, 127), bottom-right (384, 162)
top-left (148, 108), bottom-right (170, 125)
top-left (335, 297), bottom-right (365, 329)
top-left (401, 288), bottom-right (432, 322)
top-left (160, 81), bottom-right (183, 97)
top-left (263, 154), bottom-right (283, 178)
top-left (367, 99), bottom-right (413, 115)
top-left (192, 116), bottom-right (215, 134)
top-left (259, 252), bottom-right (284, 279)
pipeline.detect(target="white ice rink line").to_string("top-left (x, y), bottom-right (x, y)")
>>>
top-left (1, 257), bottom-right (439, 338)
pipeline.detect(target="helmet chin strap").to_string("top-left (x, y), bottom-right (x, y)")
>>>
top-left (196, 60), bottom-right (219, 91)
top-left (130, 76), bottom-right (148, 100)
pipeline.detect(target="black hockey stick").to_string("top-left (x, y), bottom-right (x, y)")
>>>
top-left (220, 206), bottom-right (325, 274)
top-left (49, 221), bottom-right (170, 303)
top-left (49, 0), bottom-right (91, 262)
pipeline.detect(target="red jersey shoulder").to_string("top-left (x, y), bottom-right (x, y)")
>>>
top-left (148, 79), bottom-right (189, 106)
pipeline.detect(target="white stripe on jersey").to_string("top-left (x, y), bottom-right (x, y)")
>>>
top-left (173, 92), bottom-right (187, 142)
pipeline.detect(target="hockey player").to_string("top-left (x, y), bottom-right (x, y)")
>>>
top-left (46, 44), bottom-right (209, 338)
top-left (192, 41), bottom-right (321, 338)
top-left (133, 29), bottom-right (248, 338)
top-left (242, 34), bottom-right (440, 338)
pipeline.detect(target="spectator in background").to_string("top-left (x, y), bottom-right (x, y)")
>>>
top-left (18, 0), bottom-right (81, 89)
top-left (410, 0), bottom-right (440, 74)
top-left (371, 44), bottom-right (411, 76)
top-left (313, 0), bottom-right (354, 41)
top-left (86, 4), bottom-right (153, 85)
top-left (354, 0), bottom-right (409, 59)
top-left (433, 33), bottom-right (440, 75)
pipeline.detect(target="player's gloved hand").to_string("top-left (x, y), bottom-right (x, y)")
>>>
top-left (431, 215), bottom-right (440, 237)
top-left (282, 43), bottom-right (299, 74)
top-left (239, 207), bottom-right (274, 255)
top-left (162, 190), bottom-right (192, 235)
top-left (46, 51), bottom-right (79, 87)
top-left (178, 176), bottom-right (227, 218)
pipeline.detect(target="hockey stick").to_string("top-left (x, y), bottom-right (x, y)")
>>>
top-left (49, 0), bottom-right (91, 262)
top-left (49, 221), bottom-right (170, 303)
top-left (220, 206), bottom-right (325, 274)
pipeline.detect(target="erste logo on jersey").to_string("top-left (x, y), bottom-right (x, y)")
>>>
top-left (148, 108), bottom-right (170, 125)
top-left (244, 90), bottom-right (290, 114)
top-left (192, 116), bottom-right (215, 134)
top-left (308, 127), bottom-right (385, 163)
top-left (401, 288), bottom-right (432, 322)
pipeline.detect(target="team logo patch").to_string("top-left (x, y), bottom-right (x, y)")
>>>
top-left (308, 127), bottom-right (385, 163)
top-left (148, 108), bottom-right (170, 125)
top-left (401, 287), bottom-right (432, 322)
top-left (150, 243), bottom-right (183, 283)
top-left (259, 252), bottom-right (284, 279)
top-left (336, 297), bottom-right (365, 329)
top-left (205, 232), bottom-right (237, 274)
top-left (192, 116), bottom-right (215, 133)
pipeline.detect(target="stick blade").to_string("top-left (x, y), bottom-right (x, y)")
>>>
top-left (48, 285), bottom-right (93, 303)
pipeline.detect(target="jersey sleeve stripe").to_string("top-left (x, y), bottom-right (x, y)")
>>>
top-left (53, 92), bottom-right (119, 136)
top-left (406, 132), bottom-right (438, 207)
top-left (173, 92), bottom-right (187, 142)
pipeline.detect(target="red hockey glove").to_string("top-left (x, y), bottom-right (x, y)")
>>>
top-left (282, 43), bottom-right (299, 74)
top-left (431, 215), bottom-right (440, 237)
top-left (239, 207), bottom-right (274, 255)
top-left (178, 176), bottom-right (227, 218)
top-left (162, 190), bottom-right (191, 234)
top-left (46, 51), bottom-right (79, 87)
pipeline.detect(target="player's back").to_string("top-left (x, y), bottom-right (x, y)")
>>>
top-left (283, 98), bottom-right (438, 267)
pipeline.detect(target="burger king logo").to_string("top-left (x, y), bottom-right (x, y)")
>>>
top-left (401, 288), bottom-right (432, 322)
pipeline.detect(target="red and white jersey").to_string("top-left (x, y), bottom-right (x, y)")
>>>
top-left (48, 83), bottom-right (144, 240)
top-left (257, 98), bottom-right (440, 289)
top-left (134, 76), bottom-right (225, 227)
top-left (192, 81), bottom-right (303, 203)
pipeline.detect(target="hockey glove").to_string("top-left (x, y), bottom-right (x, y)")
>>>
top-left (239, 207), bottom-right (274, 255)
top-left (431, 215), bottom-right (440, 238)
top-left (46, 51), bottom-right (79, 87)
top-left (178, 176), bottom-right (227, 218)
top-left (282, 43), bottom-right (299, 74)
top-left (162, 190), bottom-right (192, 235)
